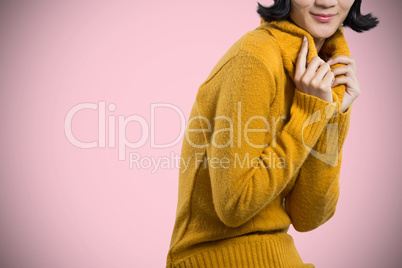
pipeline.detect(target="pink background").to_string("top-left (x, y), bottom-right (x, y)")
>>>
top-left (0, 1), bottom-right (400, 267)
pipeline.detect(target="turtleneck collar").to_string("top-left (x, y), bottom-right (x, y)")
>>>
top-left (259, 17), bottom-right (350, 100)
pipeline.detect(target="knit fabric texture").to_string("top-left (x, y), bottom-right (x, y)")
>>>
top-left (166, 17), bottom-right (353, 268)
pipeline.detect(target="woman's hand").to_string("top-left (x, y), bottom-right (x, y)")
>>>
top-left (294, 36), bottom-right (334, 103)
top-left (327, 55), bottom-right (361, 113)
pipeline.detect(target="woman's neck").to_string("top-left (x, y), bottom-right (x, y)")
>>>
top-left (314, 37), bottom-right (326, 56)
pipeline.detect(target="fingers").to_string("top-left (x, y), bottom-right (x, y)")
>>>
top-left (331, 65), bottom-right (357, 81)
top-left (328, 55), bottom-right (356, 76)
top-left (327, 55), bottom-right (356, 69)
top-left (311, 62), bottom-right (332, 86)
top-left (331, 76), bottom-right (358, 90)
top-left (294, 36), bottom-right (308, 80)
top-left (301, 56), bottom-right (325, 86)
top-left (331, 56), bottom-right (361, 112)
top-left (322, 68), bottom-right (335, 87)
top-left (328, 55), bottom-right (359, 89)
top-left (333, 76), bottom-right (361, 101)
top-left (307, 62), bottom-right (333, 100)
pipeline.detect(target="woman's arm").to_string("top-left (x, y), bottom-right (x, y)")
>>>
top-left (197, 50), bottom-right (339, 228)
top-left (284, 54), bottom-right (359, 232)
top-left (284, 101), bottom-right (353, 232)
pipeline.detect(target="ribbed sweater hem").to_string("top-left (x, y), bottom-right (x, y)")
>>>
top-left (167, 232), bottom-right (315, 268)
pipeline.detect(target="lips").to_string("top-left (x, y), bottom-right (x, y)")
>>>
top-left (311, 13), bottom-right (336, 22)
top-left (311, 13), bottom-right (336, 17)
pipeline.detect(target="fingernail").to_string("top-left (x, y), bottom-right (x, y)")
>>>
top-left (303, 36), bottom-right (307, 42)
top-left (327, 59), bottom-right (333, 64)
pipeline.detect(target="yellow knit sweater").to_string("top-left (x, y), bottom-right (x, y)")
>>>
top-left (166, 17), bottom-right (353, 268)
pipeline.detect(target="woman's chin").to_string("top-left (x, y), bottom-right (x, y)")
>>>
top-left (309, 26), bottom-right (340, 40)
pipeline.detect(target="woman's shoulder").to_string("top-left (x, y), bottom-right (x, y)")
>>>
top-left (239, 26), bottom-right (283, 67)
top-left (201, 26), bottom-right (283, 86)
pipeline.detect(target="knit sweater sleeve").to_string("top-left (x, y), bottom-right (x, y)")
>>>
top-left (284, 96), bottom-right (353, 232)
top-left (198, 50), bottom-right (339, 228)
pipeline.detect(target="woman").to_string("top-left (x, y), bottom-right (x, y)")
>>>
top-left (166, 0), bottom-right (378, 267)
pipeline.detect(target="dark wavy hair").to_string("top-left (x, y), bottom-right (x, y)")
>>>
top-left (256, 0), bottom-right (379, 33)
